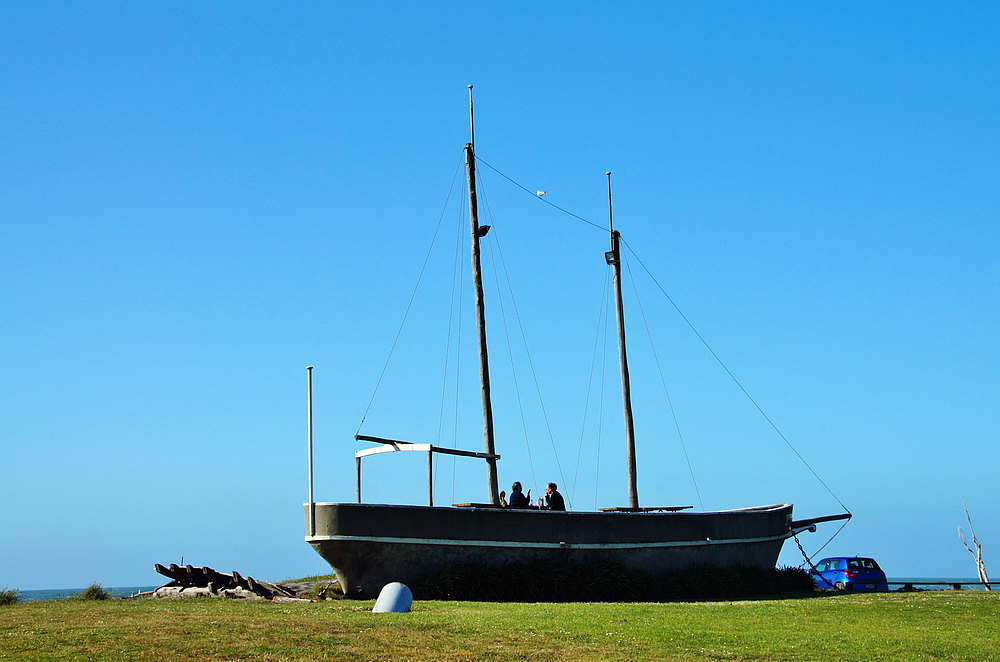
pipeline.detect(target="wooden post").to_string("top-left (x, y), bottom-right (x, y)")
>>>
top-left (427, 449), bottom-right (434, 507)
top-left (466, 141), bottom-right (501, 506)
top-left (356, 455), bottom-right (362, 504)
top-left (607, 172), bottom-right (639, 509)
top-left (306, 366), bottom-right (315, 536)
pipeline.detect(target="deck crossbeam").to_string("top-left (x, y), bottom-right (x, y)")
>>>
top-left (354, 434), bottom-right (501, 506)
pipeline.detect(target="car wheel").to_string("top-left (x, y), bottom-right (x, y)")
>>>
top-left (835, 581), bottom-right (846, 591)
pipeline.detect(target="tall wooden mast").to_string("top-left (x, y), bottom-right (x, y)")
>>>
top-left (467, 86), bottom-right (500, 505)
top-left (606, 172), bottom-right (639, 509)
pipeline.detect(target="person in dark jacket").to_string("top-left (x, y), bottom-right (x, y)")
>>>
top-left (542, 482), bottom-right (565, 511)
top-left (507, 482), bottom-right (530, 509)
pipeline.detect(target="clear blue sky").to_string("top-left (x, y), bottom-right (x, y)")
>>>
top-left (2, 2), bottom-right (997, 590)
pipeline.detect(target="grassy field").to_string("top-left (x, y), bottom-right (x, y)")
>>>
top-left (2, 590), bottom-right (998, 661)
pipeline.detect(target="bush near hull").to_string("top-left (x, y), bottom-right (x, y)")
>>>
top-left (416, 561), bottom-right (814, 602)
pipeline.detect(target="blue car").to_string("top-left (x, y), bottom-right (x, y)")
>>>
top-left (811, 557), bottom-right (889, 592)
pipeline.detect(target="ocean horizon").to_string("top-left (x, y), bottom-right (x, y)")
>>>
top-left (17, 586), bottom-right (161, 602)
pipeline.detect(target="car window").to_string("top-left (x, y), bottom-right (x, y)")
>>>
top-left (830, 559), bottom-right (841, 570)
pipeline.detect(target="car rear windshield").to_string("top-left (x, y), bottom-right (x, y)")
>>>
top-left (847, 558), bottom-right (880, 570)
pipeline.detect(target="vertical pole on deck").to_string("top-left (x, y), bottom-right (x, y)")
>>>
top-left (468, 84), bottom-right (475, 151)
top-left (428, 450), bottom-right (434, 506)
top-left (306, 366), bottom-right (316, 536)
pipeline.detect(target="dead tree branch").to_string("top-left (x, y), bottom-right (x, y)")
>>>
top-left (958, 495), bottom-right (991, 591)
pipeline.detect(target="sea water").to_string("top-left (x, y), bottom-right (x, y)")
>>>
top-left (17, 586), bottom-right (160, 602)
top-left (887, 577), bottom-right (990, 590)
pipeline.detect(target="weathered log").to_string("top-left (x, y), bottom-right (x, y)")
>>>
top-left (153, 563), bottom-right (296, 600)
top-left (248, 576), bottom-right (269, 598)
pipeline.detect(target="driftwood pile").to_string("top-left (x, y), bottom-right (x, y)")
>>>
top-left (153, 563), bottom-right (308, 601)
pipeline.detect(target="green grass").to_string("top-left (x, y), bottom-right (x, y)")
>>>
top-left (283, 573), bottom-right (338, 583)
top-left (2, 590), bottom-right (998, 660)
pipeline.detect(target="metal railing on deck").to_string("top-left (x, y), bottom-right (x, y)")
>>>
top-left (886, 581), bottom-right (995, 591)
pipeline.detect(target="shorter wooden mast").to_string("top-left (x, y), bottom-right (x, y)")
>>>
top-left (606, 172), bottom-right (639, 509)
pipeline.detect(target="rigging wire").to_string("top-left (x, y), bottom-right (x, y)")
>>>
top-left (484, 233), bottom-right (540, 495)
top-left (618, 235), bottom-right (851, 515)
top-left (364, 150), bottom-right (851, 526)
top-left (798, 517), bottom-right (852, 566)
top-left (435, 191), bottom-right (463, 448)
top-left (477, 176), bottom-right (538, 491)
top-left (478, 169), bottom-right (570, 504)
top-left (571, 266), bottom-right (611, 507)
top-left (476, 171), bottom-right (543, 496)
top-left (595, 280), bottom-right (609, 511)
top-left (450, 215), bottom-right (466, 505)
top-left (491, 236), bottom-right (570, 505)
top-left (473, 157), bottom-right (851, 528)
top-left (433, 201), bottom-right (467, 502)
top-left (356, 156), bottom-right (465, 435)
top-left (622, 250), bottom-right (705, 511)
top-left (476, 156), bottom-right (607, 232)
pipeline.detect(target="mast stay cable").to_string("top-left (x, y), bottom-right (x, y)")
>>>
top-left (619, 236), bottom-right (851, 515)
top-left (433, 198), bottom-right (467, 502)
top-left (449, 214), bottom-right (466, 504)
top-left (361, 148), bottom-right (850, 526)
top-left (571, 266), bottom-right (611, 508)
top-left (356, 156), bottom-right (465, 436)
top-left (477, 157), bottom-right (607, 232)
top-left (473, 153), bottom-right (850, 517)
top-left (476, 175), bottom-right (540, 494)
top-left (622, 250), bottom-right (705, 511)
top-left (477, 170), bottom-right (572, 501)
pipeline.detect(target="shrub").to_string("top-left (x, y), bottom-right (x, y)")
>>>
top-left (416, 561), bottom-right (653, 602)
top-left (301, 581), bottom-right (343, 601)
top-left (0, 587), bottom-right (20, 605)
top-left (75, 582), bottom-right (112, 601)
top-left (415, 561), bottom-right (814, 602)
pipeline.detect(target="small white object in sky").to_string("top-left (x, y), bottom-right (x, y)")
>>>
top-left (537, 190), bottom-right (546, 197)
